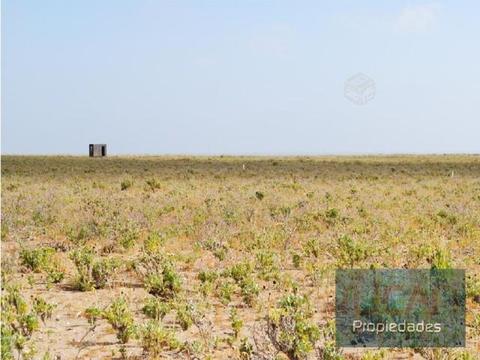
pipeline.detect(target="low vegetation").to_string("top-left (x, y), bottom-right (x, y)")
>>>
top-left (1, 155), bottom-right (479, 359)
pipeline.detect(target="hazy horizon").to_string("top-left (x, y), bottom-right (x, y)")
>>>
top-left (2, 152), bottom-right (479, 157)
top-left (3, 1), bottom-right (480, 155)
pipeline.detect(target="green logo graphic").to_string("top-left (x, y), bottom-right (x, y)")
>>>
top-left (336, 269), bottom-right (465, 347)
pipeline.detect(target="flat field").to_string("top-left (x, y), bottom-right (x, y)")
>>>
top-left (1, 155), bottom-right (479, 359)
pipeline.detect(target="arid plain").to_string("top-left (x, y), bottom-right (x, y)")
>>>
top-left (1, 155), bottom-right (479, 359)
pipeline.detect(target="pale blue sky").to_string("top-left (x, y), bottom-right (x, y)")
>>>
top-left (2, 1), bottom-right (480, 154)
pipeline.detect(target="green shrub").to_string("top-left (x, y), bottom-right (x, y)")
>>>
top-left (175, 302), bottom-right (194, 330)
top-left (436, 210), bottom-right (457, 225)
top-left (224, 261), bottom-right (253, 283)
top-left (336, 235), bottom-right (369, 268)
top-left (317, 319), bottom-right (343, 360)
top-left (319, 341), bottom-right (344, 360)
top-left (120, 179), bottom-right (133, 190)
top-left (32, 297), bottom-right (55, 323)
top-left (140, 321), bottom-right (181, 358)
top-left (303, 238), bottom-right (321, 259)
top-left (325, 208), bottom-right (339, 219)
top-left (45, 267), bottom-right (64, 284)
top-left (101, 297), bottom-right (136, 344)
top-left (305, 262), bottom-right (327, 287)
top-left (429, 248), bottom-right (452, 269)
top-left (239, 337), bottom-right (254, 359)
top-left (255, 191), bottom-right (265, 200)
top-left (20, 247), bottom-right (65, 284)
top-left (144, 231), bottom-right (165, 255)
top-left (145, 178), bottom-right (161, 191)
top-left (84, 307), bottom-right (102, 325)
top-left (1, 222), bottom-right (9, 241)
top-left (361, 350), bottom-right (386, 360)
top-left (20, 247), bottom-right (55, 273)
top-left (202, 239), bottom-right (228, 261)
top-left (83, 299), bottom-right (136, 345)
top-left (66, 224), bottom-right (94, 245)
top-left (472, 313), bottom-right (480, 338)
top-left (70, 247), bottom-right (95, 291)
top-left (144, 266), bottom-right (181, 299)
top-left (292, 252), bottom-right (302, 269)
top-left (415, 245), bottom-right (453, 269)
top-left (255, 250), bottom-right (279, 280)
top-left (466, 274), bottom-right (480, 302)
top-left (70, 247), bottom-right (120, 291)
top-left (118, 224), bottom-right (139, 250)
top-left (240, 277), bottom-right (259, 306)
top-left (218, 281), bottom-right (235, 305)
top-left (137, 255), bottom-right (182, 299)
top-left (1, 285), bottom-right (52, 360)
top-left (213, 247), bottom-right (227, 261)
top-left (229, 308), bottom-right (243, 338)
top-left (92, 258), bottom-right (121, 289)
top-left (267, 293), bottom-right (320, 359)
top-left (142, 297), bottom-right (171, 321)
top-left (198, 270), bottom-right (218, 283)
top-left (199, 281), bottom-right (215, 298)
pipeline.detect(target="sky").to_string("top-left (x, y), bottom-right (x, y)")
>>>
top-left (2, 0), bottom-right (480, 155)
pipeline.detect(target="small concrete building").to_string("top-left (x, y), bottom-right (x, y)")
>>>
top-left (89, 144), bottom-right (107, 157)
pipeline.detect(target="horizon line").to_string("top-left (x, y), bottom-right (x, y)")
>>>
top-left (2, 153), bottom-right (480, 157)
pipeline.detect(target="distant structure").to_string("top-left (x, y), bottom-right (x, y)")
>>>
top-left (89, 144), bottom-right (107, 157)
